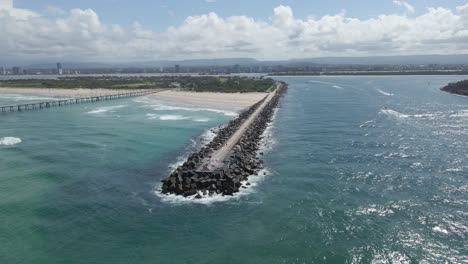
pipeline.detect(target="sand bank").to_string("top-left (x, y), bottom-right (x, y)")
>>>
top-left (148, 91), bottom-right (268, 110)
top-left (0, 87), bottom-right (157, 97)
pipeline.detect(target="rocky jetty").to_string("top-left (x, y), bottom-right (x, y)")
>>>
top-left (161, 83), bottom-right (288, 197)
top-left (441, 80), bottom-right (468, 96)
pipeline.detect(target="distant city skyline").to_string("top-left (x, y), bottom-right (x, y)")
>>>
top-left (1, 0), bottom-right (468, 62)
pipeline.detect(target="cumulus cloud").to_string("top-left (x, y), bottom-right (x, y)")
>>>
top-left (0, 0), bottom-right (12, 9)
top-left (393, 0), bottom-right (415, 14)
top-left (0, 3), bottom-right (468, 62)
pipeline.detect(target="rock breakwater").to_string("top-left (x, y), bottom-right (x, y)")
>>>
top-left (161, 83), bottom-right (288, 197)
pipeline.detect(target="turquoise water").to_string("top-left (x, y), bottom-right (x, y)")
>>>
top-left (1, 76), bottom-right (467, 263)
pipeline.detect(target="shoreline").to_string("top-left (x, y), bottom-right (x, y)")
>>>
top-left (269, 72), bottom-right (468, 77)
top-left (0, 87), bottom-right (149, 97)
top-left (147, 90), bottom-right (268, 110)
top-left (0, 88), bottom-right (268, 110)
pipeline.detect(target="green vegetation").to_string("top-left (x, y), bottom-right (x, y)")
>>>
top-left (441, 80), bottom-right (468, 96)
top-left (0, 76), bottom-right (275, 93)
top-left (177, 76), bottom-right (275, 93)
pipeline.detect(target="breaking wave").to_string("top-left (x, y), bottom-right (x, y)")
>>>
top-left (146, 113), bottom-right (210, 123)
top-left (152, 104), bottom-right (238, 117)
top-left (155, 168), bottom-right (270, 205)
top-left (379, 108), bottom-right (437, 120)
top-left (159, 115), bottom-right (189, 121)
top-left (167, 129), bottom-right (218, 171)
top-left (87, 105), bottom-right (127, 114)
top-left (377, 89), bottom-right (394, 96)
top-left (379, 109), bottom-right (410, 119)
top-left (0, 137), bottom-right (22, 146)
top-left (193, 118), bottom-right (210, 122)
top-left (134, 96), bottom-right (238, 117)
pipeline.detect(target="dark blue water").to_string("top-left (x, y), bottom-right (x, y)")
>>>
top-left (0, 76), bottom-right (467, 263)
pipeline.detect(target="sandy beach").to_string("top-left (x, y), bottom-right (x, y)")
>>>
top-left (0, 87), bottom-right (157, 98)
top-left (0, 88), bottom-right (269, 110)
top-left (148, 90), bottom-right (268, 110)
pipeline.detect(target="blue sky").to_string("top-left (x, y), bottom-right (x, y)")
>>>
top-left (14, 0), bottom-right (468, 31)
top-left (1, 0), bottom-right (468, 62)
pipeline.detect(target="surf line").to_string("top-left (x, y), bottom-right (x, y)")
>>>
top-left (160, 83), bottom-right (288, 198)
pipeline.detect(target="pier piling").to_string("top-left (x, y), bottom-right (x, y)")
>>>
top-left (0, 90), bottom-right (160, 114)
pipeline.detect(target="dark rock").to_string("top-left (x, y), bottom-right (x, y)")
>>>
top-left (160, 83), bottom-right (288, 197)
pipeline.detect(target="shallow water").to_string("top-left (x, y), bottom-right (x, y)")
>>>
top-left (1, 76), bottom-right (467, 263)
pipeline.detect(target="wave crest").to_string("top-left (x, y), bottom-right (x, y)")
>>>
top-left (87, 105), bottom-right (127, 114)
top-left (0, 137), bottom-right (22, 146)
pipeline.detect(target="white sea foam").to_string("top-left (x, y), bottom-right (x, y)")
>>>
top-left (151, 104), bottom-right (238, 117)
top-left (359, 120), bottom-right (375, 128)
top-left (432, 226), bottom-right (450, 235)
top-left (450, 110), bottom-right (468, 118)
top-left (158, 106), bottom-right (279, 205)
top-left (0, 137), bottom-right (22, 146)
top-left (145, 113), bottom-right (158, 120)
top-left (159, 115), bottom-right (189, 121)
top-left (155, 168), bottom-right (270, 205)
top-left (355, 204), bottom-right (395, 217)
top-left (167, 128), bottom-right (217, 170)
top-left (257, 108), bottom-right (278, 154)
top-left (333, 85), bottom-right (344, 89)
top-left (379, 108), bottom-right (436, 120)
top-left (193, 118), bottom-right (210, 122)
top-left (146, 114), bottom-right (209, 122)
top-left (377, 89), bottom-right (394, 96)
top-left (445, 167), bottom-right (464, 172)
top-left (380, 109), bottom-right (410, 119)
top-left (87, 105), bottom-right (127, 114)
top-left (135, 96), bottom-right (238, 116)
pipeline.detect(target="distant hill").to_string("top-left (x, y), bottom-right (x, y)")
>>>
top-left (288, 54), bottom-right (468, 65)
top-left (14, 54), bottom-right (468, 69)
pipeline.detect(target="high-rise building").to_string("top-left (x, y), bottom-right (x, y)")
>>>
top-left (0, 66), bottom-right (5, 75)
top-left (175, 64), bottom-right (180, 73)
top-left (12, 67), bottom-right (22, 75)
top-left (57, 62), bottom-right (63, 75)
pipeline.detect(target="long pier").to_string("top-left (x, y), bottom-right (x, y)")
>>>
top-left (0, 89), bottom-right (159, 113)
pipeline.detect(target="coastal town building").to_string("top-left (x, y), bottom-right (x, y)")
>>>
top-left (57, 63), bottom-right (63, 75)
top-left (12, 67), bottom-right (22, 75)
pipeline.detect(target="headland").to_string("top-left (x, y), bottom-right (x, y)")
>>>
top-left (440, 80), bottom-right (468, 96)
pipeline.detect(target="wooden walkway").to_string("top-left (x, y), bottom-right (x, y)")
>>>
top-left (0, 90), bottom-right (159, 113)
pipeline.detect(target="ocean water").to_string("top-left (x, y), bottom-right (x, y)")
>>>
top-left (1, 76), bottom-right (467, 263)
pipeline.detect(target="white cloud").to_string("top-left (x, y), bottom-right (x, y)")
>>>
top-left (0, 0), bottom-right (13, 9)
top-left (393, 0), bottom-right (416, 14)
top-left (0, 4), bottom-right (468, 62)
